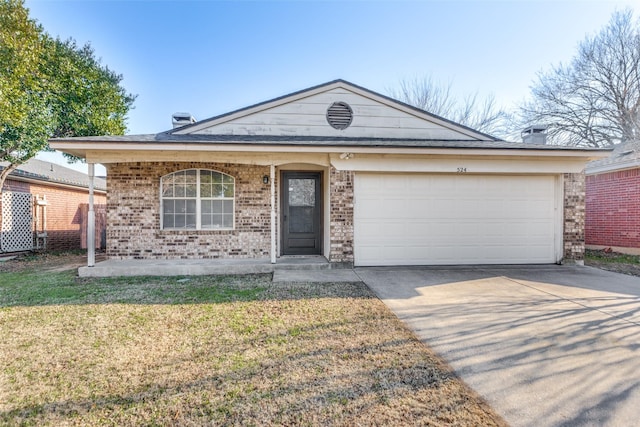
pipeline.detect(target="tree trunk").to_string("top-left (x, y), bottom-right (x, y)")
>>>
top-left (0, 163), bottom-right (19, 193)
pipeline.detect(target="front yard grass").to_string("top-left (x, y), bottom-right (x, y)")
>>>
top-left (0, 259), bottom-right (505, 426)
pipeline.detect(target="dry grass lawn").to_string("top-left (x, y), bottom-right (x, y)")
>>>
top-left (0, 254), bottom-right (505, 426)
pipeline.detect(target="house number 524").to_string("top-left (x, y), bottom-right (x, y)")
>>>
top-left (457, 167), bottom-right (467, 173)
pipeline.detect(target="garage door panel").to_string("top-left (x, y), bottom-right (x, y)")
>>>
top-left (455, 223), bottom-right (482, 237)
top-left (354, 174), bottom-right (558, 266)
top-left (482, 202), bottom-right (508, 217)
top-left (431, 199), bottom-right (459, 217)
top-left (519, 201), bottom-right (554, 216)
top-left (357, 246), bottom-right (383, 262)
top-left (358, 221), bottom-right (409, 240)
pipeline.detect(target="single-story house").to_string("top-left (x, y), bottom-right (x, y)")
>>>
top-left (0, 158), bottom-right (106, 252)
top-left (50, 80), bottom-right (608, 270)
top-left (585, 140), bottom-right (640, 255)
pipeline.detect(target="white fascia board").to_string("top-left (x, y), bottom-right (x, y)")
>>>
top-left (50, 141), bottom-right (609, 161)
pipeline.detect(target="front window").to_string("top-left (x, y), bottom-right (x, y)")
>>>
top-left (161, 169), bottom-right (234, 230)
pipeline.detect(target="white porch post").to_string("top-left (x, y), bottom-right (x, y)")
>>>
top-left (270, 164), bottom-right (276, 264)
top-left (87, 163), bottom-right (96, 267)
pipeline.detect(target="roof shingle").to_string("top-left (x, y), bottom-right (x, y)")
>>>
top-left (50, 132), bottom-right (609, 152)
top-left (586, 140), bottom-right (640, 173)
top-left (0, 158), bottom-right (106, 191)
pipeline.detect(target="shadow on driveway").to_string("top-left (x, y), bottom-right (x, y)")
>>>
top-left (356, 265), bottom-right (640, 427)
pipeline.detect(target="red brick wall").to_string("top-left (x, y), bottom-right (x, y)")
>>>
top-left (2, 178), bottom-right (106, 252)
top-left (586, 168), bottom-right (640, 249)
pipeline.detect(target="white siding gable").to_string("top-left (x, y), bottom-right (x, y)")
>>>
top-left (176, 82), bottom-right (486, 140)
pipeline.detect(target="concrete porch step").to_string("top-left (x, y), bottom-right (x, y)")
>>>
top-left (274, 256), bottom-right (331, 271)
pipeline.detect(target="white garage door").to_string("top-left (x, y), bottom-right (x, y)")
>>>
top-left (354, 174), bottom-right (559, 266)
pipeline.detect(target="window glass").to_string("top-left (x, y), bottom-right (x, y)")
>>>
top-left (212, 184), bottom-right (223, 198)
top-left (161, 169), bottom-right (234, 230)
top-left (185, 183), bottom-right (197, 197)
top-left (289, 178), bottom-right (315, 207)
top-left (223, 183), bottom-right (234, 198)
top-left (223, 200), bottom-right (233, 214)
top-left (162, 175), bottom-right (174, 197)
top-left (201, 184), bottom-right (212, 198)
top-left (202, 200), bottom-right (212, 214)
top-left (175, 184), bottom-right (185, 197)
top-left (163, 200), bottom-right (174, 214)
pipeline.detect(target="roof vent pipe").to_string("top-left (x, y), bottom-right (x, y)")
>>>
top-left (172, 112), bottom-right (196, 128)
top-left (522, 125), bottom-right (548, 144)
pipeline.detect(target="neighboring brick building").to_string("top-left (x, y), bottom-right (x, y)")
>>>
top-left (0, 158), bottom-right (106, 253)
top-left (51, 80), bottom-right (608, 268)
top-left (586, 141), bottom-right (640, 254)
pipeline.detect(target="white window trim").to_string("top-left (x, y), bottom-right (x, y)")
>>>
top-left (160, 169), bottom-right (235, 231)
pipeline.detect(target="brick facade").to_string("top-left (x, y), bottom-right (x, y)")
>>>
top-left (563, 172), bottom-right (586, 263)
top-left (586, 168), bottom-right (640, 249)
top-left (328, 167), bottom-right (354, 264)
top-left (2, 179), bottom-right (106, 252)
top-left (106, 162), bottom-right (271, 259)
top-left (106, 162), bottom-right (586, 264)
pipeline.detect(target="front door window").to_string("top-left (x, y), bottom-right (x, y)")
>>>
top-left (282, 172), bottom-right (322, 255)
top-left (288, 178), bottom-right (316, 233)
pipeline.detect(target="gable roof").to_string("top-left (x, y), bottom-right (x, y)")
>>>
top-left (169, 79), bottom-right (501, 141)
top-left (48, 79), bottom-right (611, 163)
top-left (586, 140), bottom-right (640, 174)
top-left (0, 158), bottom-right (106, 191)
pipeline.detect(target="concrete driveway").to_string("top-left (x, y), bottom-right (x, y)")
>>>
top-left (356, 265), bottom-right (640, 427)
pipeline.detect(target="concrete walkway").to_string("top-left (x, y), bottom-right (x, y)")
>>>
top-left (357, 265), bottom-right (640, 427)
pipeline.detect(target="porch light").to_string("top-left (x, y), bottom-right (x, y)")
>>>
top-left (263, 175), bottom-right (269, 184)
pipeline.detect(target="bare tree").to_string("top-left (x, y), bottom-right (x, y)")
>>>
top-left (388, 76), bottom-right (511, 139)
top-left (521, 9), bottom-right (640, 147)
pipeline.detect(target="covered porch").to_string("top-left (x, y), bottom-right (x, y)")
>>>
top-left (75, 150), bottom-right (353, 270)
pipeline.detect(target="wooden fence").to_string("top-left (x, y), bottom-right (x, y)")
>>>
top-left (79, 204), bottom-right (107, 249)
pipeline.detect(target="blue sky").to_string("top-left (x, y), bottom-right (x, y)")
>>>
top-left (28, 0), bottom-right (636, 173)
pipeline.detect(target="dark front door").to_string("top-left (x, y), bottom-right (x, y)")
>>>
top-left (282, 172), bottom-right (322, 255)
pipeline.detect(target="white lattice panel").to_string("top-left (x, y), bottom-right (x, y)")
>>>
top-left (1, 192), bottom-right (34, 252)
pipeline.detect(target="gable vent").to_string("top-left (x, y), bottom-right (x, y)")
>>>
top-left (326, 102), bottom-right (353, 130)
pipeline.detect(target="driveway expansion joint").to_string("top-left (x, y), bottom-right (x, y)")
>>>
top-left (503, 275), bottom-right (640, 328)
